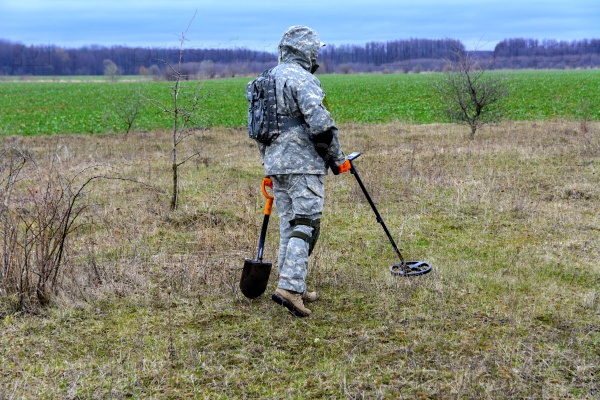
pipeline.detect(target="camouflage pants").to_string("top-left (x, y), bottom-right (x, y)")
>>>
top-left (271, 174), bottom-right (325, 294)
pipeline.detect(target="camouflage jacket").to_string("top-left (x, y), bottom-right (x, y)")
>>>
top-left (257, 26), bottom-right (346, 176)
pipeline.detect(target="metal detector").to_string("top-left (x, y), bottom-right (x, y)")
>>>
top-left (347, 152), bottom-right (432, 276)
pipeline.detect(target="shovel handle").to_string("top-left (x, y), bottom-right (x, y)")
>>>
top-left (261, 178), bottom-right (274, 216)
top-left (263, 198), bottom-right (273, 216)
top-left (257, 178), bottom-right (274, 261)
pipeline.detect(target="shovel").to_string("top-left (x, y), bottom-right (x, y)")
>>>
top-left (240, 178), bottom-right (274, 298)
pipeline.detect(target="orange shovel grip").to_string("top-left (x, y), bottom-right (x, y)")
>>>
top-left (264, 198), bottom-right (273, 216)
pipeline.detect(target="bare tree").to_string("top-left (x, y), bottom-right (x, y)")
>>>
top-left (435, 50), bottom-right (510, 140)
top-left (103, 59), bottom-right (121, 82)
top-left (144, 13), bottom-right (205, 210)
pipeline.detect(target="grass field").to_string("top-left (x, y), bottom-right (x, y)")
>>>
top-left (1, 70), bottom-right (599, 136)
top-left (1, 116), bottom-right (599, 397)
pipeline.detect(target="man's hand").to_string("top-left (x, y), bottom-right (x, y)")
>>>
top-left (313, 129), bottom-right (334, 162)
top-left (330, 158), bottom-right (351, 175)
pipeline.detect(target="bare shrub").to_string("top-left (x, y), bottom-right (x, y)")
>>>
top-left (109, 90), bottom-right (143, 134)
top-left (0, 142), bottom-right (112, 311)
top-left (435, 49), bottom-right (510, 140)
top-left (336, 64), bottom-right (355, 74)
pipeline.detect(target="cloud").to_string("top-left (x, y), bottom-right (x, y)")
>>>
top-left (1, 0), bottom-right (598, 51)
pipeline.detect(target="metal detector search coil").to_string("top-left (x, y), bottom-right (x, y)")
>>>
top-left (347, 151), bottom-right (432, 277)
top-left (390, 261), bottom-right (432, 276)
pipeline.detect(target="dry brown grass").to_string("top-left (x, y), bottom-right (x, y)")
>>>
top-left (1, 120), bottom-right (599, 398)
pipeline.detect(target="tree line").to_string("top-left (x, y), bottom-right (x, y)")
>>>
top-left (0, 40), bottom-right (277, 77)
top-left (490, 38), bottom-right (600, 70)
top-left (0, 37), bottom-right (598, 77)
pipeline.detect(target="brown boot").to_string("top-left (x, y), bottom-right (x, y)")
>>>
top-left (302, 291), bottom-right (319, 303)
top-left (272, 288), bottom-right (311, 317)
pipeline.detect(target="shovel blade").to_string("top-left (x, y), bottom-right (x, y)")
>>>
top-left (240, 258), bottom-right (272, 299)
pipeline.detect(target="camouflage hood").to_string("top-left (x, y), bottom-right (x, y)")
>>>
top-left (278, 25), bottom-right (324, 72)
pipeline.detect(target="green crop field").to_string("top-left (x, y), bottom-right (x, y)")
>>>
top-left (1, 70), bottom-right (599, 136)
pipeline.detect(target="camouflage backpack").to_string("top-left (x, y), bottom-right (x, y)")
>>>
top-left (246, 68), bottom-right (305, 145)
top-left (246, 68), bottom-right (279, 145)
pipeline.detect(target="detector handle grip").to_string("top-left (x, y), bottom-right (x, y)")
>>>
top-left (347, 152), bottom-right (361, 161)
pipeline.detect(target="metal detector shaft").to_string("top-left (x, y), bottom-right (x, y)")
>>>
top-left (346, 152), bottom-right (405, 266)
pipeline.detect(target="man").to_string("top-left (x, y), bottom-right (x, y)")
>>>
top-left (256, 25), bottom-right (350, 317)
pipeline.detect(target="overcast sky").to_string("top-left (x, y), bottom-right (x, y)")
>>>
top-left (2, 0), bottom-right (598, 52)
